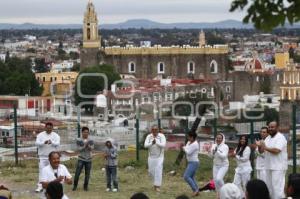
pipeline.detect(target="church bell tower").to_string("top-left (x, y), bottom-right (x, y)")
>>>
top-left (83, 0), bottom-right (100, 48)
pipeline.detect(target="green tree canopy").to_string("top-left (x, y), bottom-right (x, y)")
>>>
top-left (74, 64), bottom-right (121, 113)
top-left (230, 0), bottom-right (300, 31)
top-left (0, 57), bottom-right (43, 96)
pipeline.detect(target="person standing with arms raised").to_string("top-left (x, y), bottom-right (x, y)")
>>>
top-left (211, 133), bottom-right (229, 193)
top-left (35, 122), bottom-right (60, 192)
top-left (256, 121), bottom-right (287, 199)
top-left (144, 125), bottom-right (166, 192)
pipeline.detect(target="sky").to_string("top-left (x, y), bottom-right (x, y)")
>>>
top-left (0, 0), bottom-right (246, 24)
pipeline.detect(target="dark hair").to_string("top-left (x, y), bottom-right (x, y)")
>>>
top-left (45, 122), bottom-right (53, 127)
top-left (246, 179), bottom-right (270, 199)
top-left (261, 126), bottom-right (268, 131)
top-left (236, 135), bottom-right (248, 157)
top-left (176, 195), bottom-right (190, 199)
top-left (48, 151), bottom-right (61, 160)
top-left (288, 173), bottom-right (300, 197)
top-left (46, 181), bottom-right (63, 199)
top-left (130, 192), bottom-right (149, 199)
top-left (188, 131), bottom-right (197, 140)
top-left (81, 126), bottom-right (89, 132)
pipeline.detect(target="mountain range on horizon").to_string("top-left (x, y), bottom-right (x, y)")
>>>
top-left (0, 19), bottom-right (299, 30)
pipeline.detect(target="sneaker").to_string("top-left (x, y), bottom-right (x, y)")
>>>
top-left (35, 186), bottom-right (43, 193)
top-left (72, 187), bottom-right (77, 191)
top-left (112, 188), bottom-right (118, 192)
top-left (84, 187), bottom-right (88, 191)
top-left (106, 188), bottom-right (111, 192)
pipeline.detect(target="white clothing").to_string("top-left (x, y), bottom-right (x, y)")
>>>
top-left (41, 164), bottom-right (71, 199)
top-left (144, 133), bottom-right (166, 186)
top-left (183, 141), bottom-right (199, 162)
top-left (144, 133), bottom-right (166, 159)
top-left (235, 146), bottom-right (252, 173)
top-left (255, 148), bottom-right (266, 182)
top-left (265, 170), bottom-right (286, 199)
top-left (256, 169), bottom-right (266, 182)
top-left (255, 148), bottom-right (265, 170)
top-left (264, 132), bottom-right (288, 171)
top-left (233, 172), bottom-right (251, 198)
top-left (41, 164), bottom-right (72, 183)
top-left (211, 134), bottom-right (229, 167)
top-left (219, 183), bottom-right (242, 199)
top-left (148, 156), bottom-right (164, 186)
top-left (233, 146), bottom-right (252, 197)
top-left (38, 159), bottom-right (50, 183)
top-left (36, 131), bottom-right (60, 158)
top-left (213, 165), bottom-right (229, 192)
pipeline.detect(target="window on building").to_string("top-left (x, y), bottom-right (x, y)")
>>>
top-left (54, 77), bottom-right (57, 81)
top-left (210, 60), bottom-right (218, 73)
top-left (6, 132), bottom-right (9, 137)
top-left (157, 62), bottom-right (165, 74)
top-left (43, 77), bottom-right (46, 82)
top-left (166, 93), bottom-right (173, 101)
top-left (120, 145), bottom-right (126, 150)
top-left (128, 62), bottom-right (136, 73)
top-left (187, 61), bottom-right (195, 74)
top-left (37, 77), bottom-right (40, 81)
top-left (2, 131), bottom-right (5, 137)
top-left (201, 88), bottom-right (207, 93)
top-left (277, 74), bottom-right (280, 81)
top-left (226, 86), bottom-right (231, 93)
top-left (87, 28), bottom-right (91, 40)
top-left (50, 77), bottom-right (53, 82)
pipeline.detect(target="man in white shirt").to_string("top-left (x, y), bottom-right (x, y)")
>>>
top-left (257, 121), bottom-right (287, 199)
top-left (255, 126), bottom-right (268, 182)
top-left (41, 151), bottom-right (72, 199)
top-left (35, 122), bottom-right (60, 192)
top-left (144, 125), bottom-right (166, 192)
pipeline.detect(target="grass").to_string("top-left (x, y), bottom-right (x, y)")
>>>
top-left (6, 149), bottom-right (292, 199)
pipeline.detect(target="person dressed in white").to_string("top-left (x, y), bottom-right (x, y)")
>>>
top-left (182, 131), bottom-right (200, 197)
top-left (35, 122), bottom-right (60, 192)
top-left (233, 135), bottom-right (252, 197)
top-left (144, 125), bottom-right (166, 192)
top-left (256, 121), bottom-right (287, 199)
top-left (211, 133), bottom-right (229, 193)
top-left (255, 126), bottom-right (268, 183)
top-left (41, 151), bottom-right (72, 199)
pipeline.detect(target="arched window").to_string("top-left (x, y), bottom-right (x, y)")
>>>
top-left (128, 62), bottom-right (136, 73)
top-left (157, 62), bottom-right (165, 74)
top-left (187, 61), bottom-right (195, 74)
top-left (210, 60), bottom-right (218, 73)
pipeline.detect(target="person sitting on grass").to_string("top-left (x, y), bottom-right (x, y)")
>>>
top-left (245, 179), bottom-right (270, 199)
top-left (198, 179), bottom-right (215, 192)
top-left (104, 138), bottom-right (119, 192)
top-left (130, 192), bottom-right (149, 199)
top-left (45, 181), bottom-right (64, 199)
top-left (219, 183), bottom-right (242, 199)
top-left (0, 185), bottom-right (12, 199)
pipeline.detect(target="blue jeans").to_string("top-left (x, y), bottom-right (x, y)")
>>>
top-left (73, 160), bottom-right (92, 189)
top-left (183, 161), bottom-right (199, 192)
top-left (106, 166), bottom-right (118, 189)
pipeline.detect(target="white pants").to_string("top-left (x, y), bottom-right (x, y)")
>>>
top-left (256, 169), bottom-right (266, 183)
top-left (148, 157), bottom-right (164, 186)
top-left (38, 158), bottom-right (49, 185)
top-left (233, 171), bottom-right (251, 197)
top-left (265, 170), bottom-right (286, 199)
top-left (213, 165), bottom-right (228, 192)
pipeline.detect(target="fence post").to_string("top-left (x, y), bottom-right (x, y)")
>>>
top-left (292, 104), bottom-right (297, 174)
top-left (250, 121), bottom-right (255, 178)
top-left (77, 106), bottom-right (80, 138)
top-left (136, 115), bottom-right (140, 161)
top-left (13, 103), bottom-right (18, 165)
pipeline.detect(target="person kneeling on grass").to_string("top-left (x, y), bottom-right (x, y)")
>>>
top-left (104, 138), bottom-right (119, 192)
top-left (40, 151), bottom-right (72, 199)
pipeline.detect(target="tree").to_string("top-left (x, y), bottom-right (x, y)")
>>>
top-left (0, 57), bottom-right (43, 96)
top-left (74, 64), bottom-right (121, 113)
top-left (34, 58), bottom-right (49, 73)
top-left (230, 0), bottom-right (300, 31)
